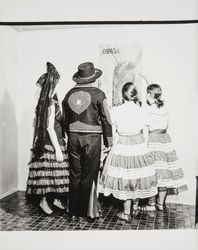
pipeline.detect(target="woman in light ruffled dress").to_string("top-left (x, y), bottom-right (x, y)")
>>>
top-left (145, 84), bottom-right (187, 211)
top-left (99, 82), bottom-right (157, 222)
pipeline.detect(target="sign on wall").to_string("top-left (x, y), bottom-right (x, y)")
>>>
top-left (99, 44), bottom-right (143, 106)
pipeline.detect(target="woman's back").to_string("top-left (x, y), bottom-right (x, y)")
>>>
top-left (145, 103), bottom-right (169, 131)
top-left (112, 101), bottom-right (148, 135)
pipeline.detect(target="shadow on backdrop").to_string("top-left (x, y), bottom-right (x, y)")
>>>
top-left (0, 90), bottom-right (18, 197)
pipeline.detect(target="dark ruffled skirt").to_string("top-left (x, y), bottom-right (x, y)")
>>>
top-left (26, 140), bottom-right (69, 197)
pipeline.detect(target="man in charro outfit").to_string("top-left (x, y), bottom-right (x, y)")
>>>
top-left (62, 62), bottom-right (113, 220)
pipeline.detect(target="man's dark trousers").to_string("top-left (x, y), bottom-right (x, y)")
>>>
top-left (68, 132), bottom-right (101, 217)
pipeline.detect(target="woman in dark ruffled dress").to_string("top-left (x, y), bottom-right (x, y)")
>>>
top-left (26, 62), bottom-right (69, 214)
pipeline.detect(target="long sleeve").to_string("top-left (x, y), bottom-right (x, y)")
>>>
top-left (62, 96), bottom-right (70, 135)
top-left (99, 94), bottom-right (113, 147)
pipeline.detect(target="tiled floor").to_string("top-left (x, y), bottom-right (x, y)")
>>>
top-left (0, 191), bottom-right (196, 231)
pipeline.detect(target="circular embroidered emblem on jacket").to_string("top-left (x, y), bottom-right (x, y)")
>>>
top-left (68, 91), bottom-right (91, 114)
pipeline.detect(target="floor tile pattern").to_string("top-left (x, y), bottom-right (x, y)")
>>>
top-left (0, 192), bottom-right (196, 231)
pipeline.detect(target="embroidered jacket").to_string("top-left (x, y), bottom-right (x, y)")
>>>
top-left (62, 84), bottom-right (113, 147)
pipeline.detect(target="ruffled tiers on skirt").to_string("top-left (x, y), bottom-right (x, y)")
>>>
top-left (148, 131), bottom-right (187, 191)
top-left (26, 140), bottom-right (69, 196)
top-left (99, 133), bottom-right (158, 200)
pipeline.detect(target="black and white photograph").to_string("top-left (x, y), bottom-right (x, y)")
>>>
top-left (0, 0), bottom-right (198, 249)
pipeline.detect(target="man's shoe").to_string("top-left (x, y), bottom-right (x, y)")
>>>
top-left (87, 217), bottom-right (100, 223)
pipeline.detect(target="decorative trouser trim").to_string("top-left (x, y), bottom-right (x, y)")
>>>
top-left (87, 180), bottom-right (100, 218)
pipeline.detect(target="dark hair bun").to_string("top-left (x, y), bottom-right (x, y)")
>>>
top-left (147, 83), bottom-right (164, 108)
top-left (155, 99), bottom-right (164, 108)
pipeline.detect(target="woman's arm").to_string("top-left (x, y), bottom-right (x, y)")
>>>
top-left (63, 132), bottom-right (68, 147)
top-left (166, 106), bottom-right (170, 131)
top-left (47, 104), bottom-right (63, 162)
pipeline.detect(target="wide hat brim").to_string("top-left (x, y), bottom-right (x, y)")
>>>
top-left (73, 68), bottom-right (102, 84)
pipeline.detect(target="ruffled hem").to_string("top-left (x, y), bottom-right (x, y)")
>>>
top-left (104, 164), bottom-right (156, 179)
top-left (155, 166), bottom-right (186, 186)
top-left (27, 178), bottom-right (69, 187)
top-left (118, 133), bottom-right (145, 145)
top-left (177, 184), bottom-right (188, 192)
top-left (99, 185), bottom-right (157, 200)
top-left (30, 142), bottom-right (68, 164)
top-left (110, 152), bottom-right (155, 169)
top-left (28, 168), bottom-right (69, 177)
top-left (157, 180), bottom-right (187, 189)
top-left (29, 161), bottom-right (69, 170)
top-left (26, 185), bottom-right (69, 195)
top-left (155, 166), bottom-right (185, 178)
top-left (152, 150), bottom-right (178, 162)
top-left (44, 144), bottom-right (67, 153)
top-left (39, 152), bottom-right (69, 162)
top-left (27, 147), bottom-right (70, 195)
top-left (99, 174), bottom-right (157, 200)
top-left (27, 163), bottom-right (69, 183)
top-left (148, 132), bottom-right (171, 143)
top-left (148, 143), bottom-right (174, 153)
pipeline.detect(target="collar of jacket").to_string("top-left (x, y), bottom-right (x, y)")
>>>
top-left (74, 83), bottom-right (93, 88)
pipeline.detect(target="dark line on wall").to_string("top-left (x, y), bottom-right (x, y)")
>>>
top-left (0, 20), bottom-right (198, 26)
